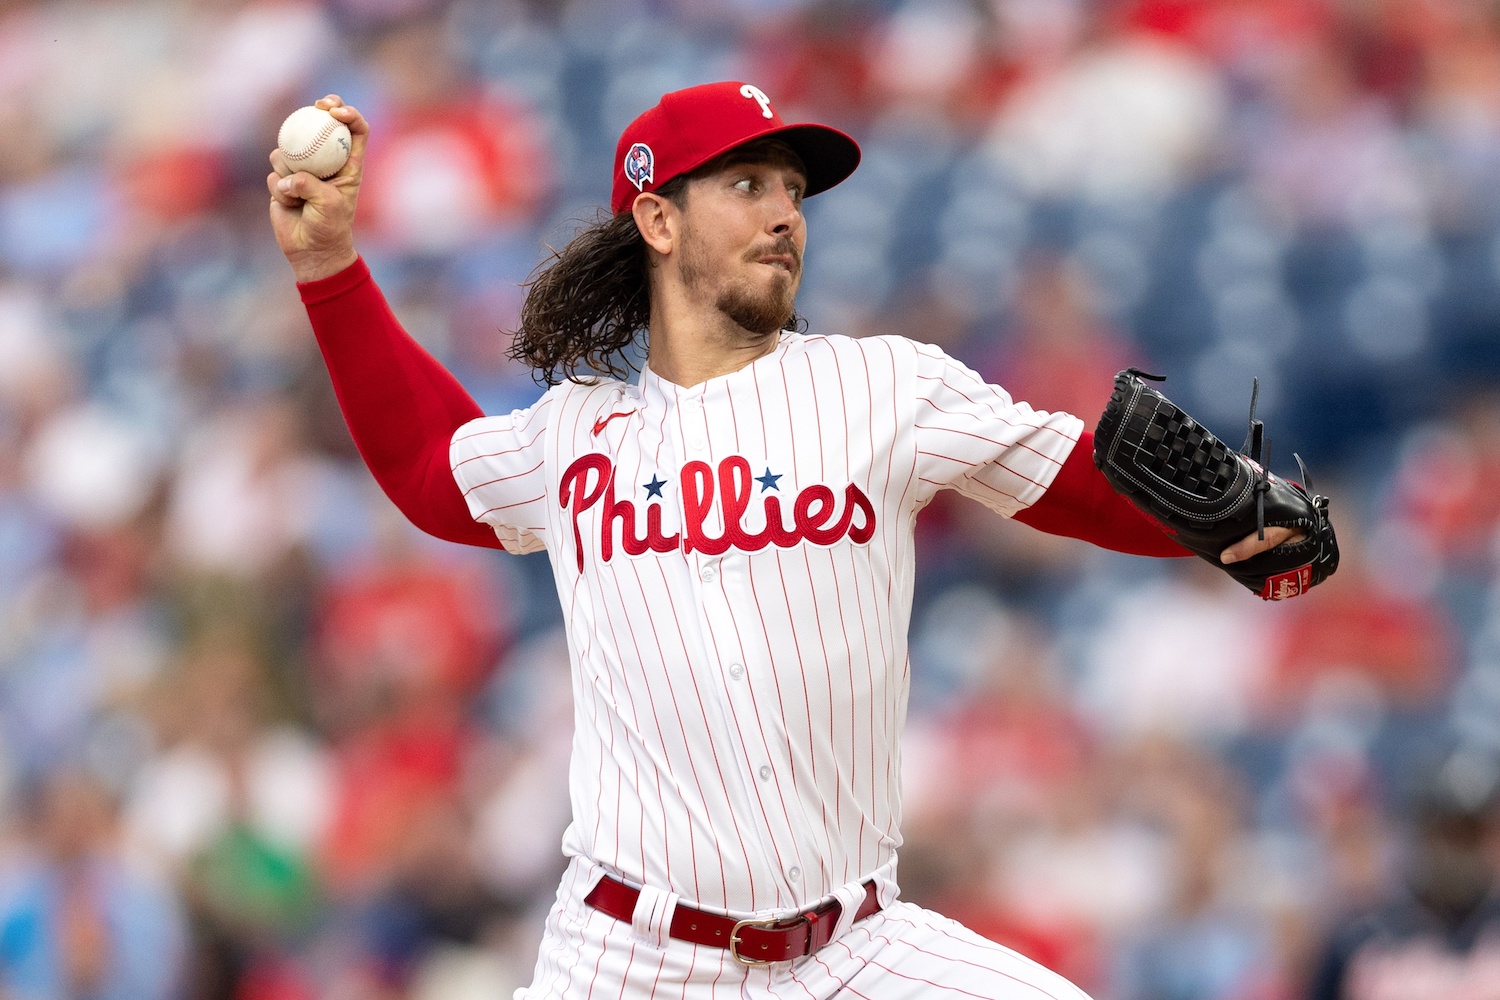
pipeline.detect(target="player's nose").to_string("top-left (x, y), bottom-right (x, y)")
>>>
top-left (766, 190), bottom-right (802, 236)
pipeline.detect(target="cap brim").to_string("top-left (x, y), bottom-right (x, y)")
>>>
top-left (766, 123), bottom-right (861, 198)
top-left (682, 122), bottom-right (861, 200)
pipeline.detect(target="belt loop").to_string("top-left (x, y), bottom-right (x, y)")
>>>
top-left (826, 882), bottom-right (867, 945)
top-left (631, 882), bottom-right (678, 949)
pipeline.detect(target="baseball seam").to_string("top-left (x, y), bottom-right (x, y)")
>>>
top-left (283, 119), bottom-right (341, 161)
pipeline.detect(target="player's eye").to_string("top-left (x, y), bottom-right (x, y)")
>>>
top-left (733, 177), bottom-right (755, 193)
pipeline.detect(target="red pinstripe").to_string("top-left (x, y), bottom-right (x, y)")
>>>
top-left (591, 562), bottom-right (647, 873)
top-left (449, 396), bottom-right (553, 444)
top-left (475, 494), bottom-right (546, 518)
top-left (849, 916), bottom-right (1077, 1000)
top-left (914, 423), bottom-right (1064, 465)
top-left (916, 449), bottom-right (1048, 490)
top-left (779, 361), bottom-right (842, 871)
top-left (749, 356), bottom-right (831, 881)
top-left (460, 457), bottom-right (545, 494)
top-left (867, 962), bottom-right (1015, 999)
top-left (791, 352), bottom-right (839, 863)
top-left (617, 555), bottom-right (692, 888)
top-left (696, 581), bottom-right (773, 912)
top-left (844, 350), bottom-right (880, 870)
top-left (718, 552), bottom-right (800, 909)
top-left (646, 556), bottom-right (736, 903)
top-left (915, 386), bottom-right (1072, 444)
top-left (451, 432), bottom-right (548, 470)
top-left (915, 399), bottom-right (1071, 442)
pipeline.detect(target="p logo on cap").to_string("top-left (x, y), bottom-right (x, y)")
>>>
top-left (739, 84), bottom-right (774, 118)
top-left (610, 81), bottom-right (861, 215)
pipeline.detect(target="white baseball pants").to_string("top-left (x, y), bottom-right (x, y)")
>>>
top-left (516, 858), bottom-right (1094, 1000)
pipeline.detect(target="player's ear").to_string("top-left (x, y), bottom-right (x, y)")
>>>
top-left (632, 192), bottom-right (676, 256)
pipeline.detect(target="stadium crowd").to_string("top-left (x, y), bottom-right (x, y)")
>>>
top-left (0, 0), bottom-right (1499, 997)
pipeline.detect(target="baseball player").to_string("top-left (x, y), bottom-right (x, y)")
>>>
top-left (268, 83), bottom-right (1332, 999)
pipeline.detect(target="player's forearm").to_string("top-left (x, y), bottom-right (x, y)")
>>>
top-left (298, 257), bottom-right (501, 549)
top-left (1013, 431), bottom-right (1190, 557)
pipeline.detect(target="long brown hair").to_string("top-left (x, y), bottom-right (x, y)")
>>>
top-left (510, 144), bottom-right (806, 386)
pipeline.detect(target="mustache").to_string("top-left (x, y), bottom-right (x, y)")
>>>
top-left (748, 237), bottom-right (802, 269)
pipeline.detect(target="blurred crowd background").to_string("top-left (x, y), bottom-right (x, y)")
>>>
top-left (2, 0), bottom-right (1500, 998)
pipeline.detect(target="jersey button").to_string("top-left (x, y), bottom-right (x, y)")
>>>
top-left (700, 564), bottom-right (716, 582)
top-left (787, 866), bottom-right (801, 882)
top-left (688, 436), bottom-right (706, 450)
top-left (758, 765), bottom-right (771, 781)
top-left (728, 663), bottom-right (744, 680)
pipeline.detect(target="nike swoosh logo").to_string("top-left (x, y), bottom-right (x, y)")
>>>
top-left (592, 410), bottom-right (636, 436)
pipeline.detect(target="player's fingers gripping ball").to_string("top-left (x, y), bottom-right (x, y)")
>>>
top-left (1093, 369), bottom-right (1339, 599)
top-left (277, 106), bottom-right (352, 179)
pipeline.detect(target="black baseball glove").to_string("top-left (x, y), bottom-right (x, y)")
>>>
top-left (1093, 369), bottom-right (1338, 599)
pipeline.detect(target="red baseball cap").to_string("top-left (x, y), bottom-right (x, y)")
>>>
top-left (611, 81), bottom-right (861, 215)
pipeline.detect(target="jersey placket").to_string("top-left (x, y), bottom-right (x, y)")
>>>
top-left (677, 379), bottom-right (823, 908)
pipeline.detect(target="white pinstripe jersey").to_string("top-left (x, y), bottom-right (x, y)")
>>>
top-left (450, 332), bottom-right (1082, 918)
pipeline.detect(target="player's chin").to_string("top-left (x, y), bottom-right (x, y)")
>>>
top-left (762, 279), bottom-right (799, 325)
top-left (720, 285), bottom-right (796, 336)
top-left (762, 264), bottom-right (801, 300)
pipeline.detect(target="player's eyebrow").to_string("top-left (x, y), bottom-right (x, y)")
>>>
top-left (704, 140), bottom-right (808, 188)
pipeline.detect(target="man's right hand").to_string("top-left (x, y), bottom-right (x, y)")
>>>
top-left (267, 95), bottom-right (366, 283)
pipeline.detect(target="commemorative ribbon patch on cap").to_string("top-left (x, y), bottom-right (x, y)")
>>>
top-left (624, 142), bottom-right (654, 192)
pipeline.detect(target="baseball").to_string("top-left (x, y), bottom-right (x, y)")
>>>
top-left (277, 106), bottom-right (351, 179)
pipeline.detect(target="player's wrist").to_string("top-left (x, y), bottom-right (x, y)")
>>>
top-left (288, 246), bottom-right (359, 284)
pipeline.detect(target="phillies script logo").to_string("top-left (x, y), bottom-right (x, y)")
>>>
top-left (560, 454), bottom-right (876, 571)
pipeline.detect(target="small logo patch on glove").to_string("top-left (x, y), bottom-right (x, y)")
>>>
top-left (1260, 566), bottom-right (1312, 601)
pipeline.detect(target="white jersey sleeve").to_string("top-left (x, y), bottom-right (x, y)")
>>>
top-left (449, 395), bottom-right (555, 555)
top-left (909, 341), bottom-right (1083, 516)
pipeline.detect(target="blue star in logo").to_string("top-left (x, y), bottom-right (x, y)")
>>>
top-left (756, 468), bottom-right (782, 492)
top-left (643, 475), bottom-right (666, 499)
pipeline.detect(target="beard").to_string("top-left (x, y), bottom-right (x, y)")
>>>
top-left (679, 229), bottom-right (799, 336)
top-left (717, 278), bottom-right (796, 336)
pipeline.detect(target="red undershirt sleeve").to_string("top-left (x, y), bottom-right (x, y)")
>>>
top-left (298, 257), bottom-right (503, 550)
top-left (1013, 430), bottom-right (1190, 558)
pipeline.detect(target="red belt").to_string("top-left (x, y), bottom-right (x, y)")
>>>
top-left (584, 875), bottom-right (882, 966)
